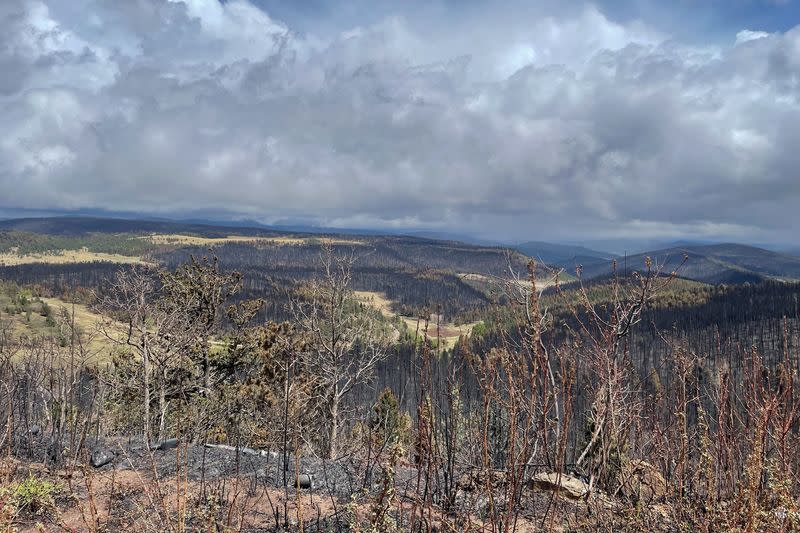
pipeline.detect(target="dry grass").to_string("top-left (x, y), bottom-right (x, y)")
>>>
top-left (354, 290), bottom-right (395, 315)
top-left (459, 272), bottom-right (559, 289)
top-left (0, 249), bottom-right (148, 266)
top-left (144, 234), bottom-right (364, 247)
top-left (2, 296), bottom-right (124, 362)
top-left (40, 297), bottom-right (124, 359)
top-left (354, 290), bottom-right (479, 349)
top-left (0, 233), bottom-right (366, 266)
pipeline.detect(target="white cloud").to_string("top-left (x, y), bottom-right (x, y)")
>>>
top-left (0, 0), bottom-right (798, 243)
top-left (736, 29), bottom-right (771, 44)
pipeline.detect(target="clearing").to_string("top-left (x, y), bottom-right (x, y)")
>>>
top-left (0, 288), bottom-right (123, 361)
top-left (0, 249), bottom-right (148, 266)
top-left (459, 272), bottom-right (563, 290)
top-left (144, 234), bottom-right (364, 247)
top-left (354, 290), bottom-right (480, 349)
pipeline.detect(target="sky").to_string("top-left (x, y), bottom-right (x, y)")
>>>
top-left (1, 0), bottom-right (800, 245)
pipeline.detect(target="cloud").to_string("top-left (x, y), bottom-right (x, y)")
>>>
top-left (736, 29), bottom-right (771, 44)
top-left (0, 0), bottom-right (799, 243)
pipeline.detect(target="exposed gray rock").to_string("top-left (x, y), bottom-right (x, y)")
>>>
top-left (90, 448), bottom-right (115, 468)
top-left (295, 474), bottom-right (314, 489)
top-left (204, 466), bottom-right (221, 478)
top-left (529, 472), bottom-right (589, 500)
top-left (150, 438), bottom-right (179, 451)
top-left (204, 443), bottom-right (263, 456)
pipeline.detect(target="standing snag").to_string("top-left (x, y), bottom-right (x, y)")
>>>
top-left (291, 242), bottom-right (390, 459)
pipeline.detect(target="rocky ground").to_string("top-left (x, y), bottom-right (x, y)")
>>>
top-left (0, 436), bottom-right (680, 532)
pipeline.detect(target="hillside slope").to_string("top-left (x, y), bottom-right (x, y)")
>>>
top-left (0, 217), bottom-right (541, 321)
top-left (578, 243), bottom-right (800, 284)
top-left (515, 241), bottom-right (614, 269)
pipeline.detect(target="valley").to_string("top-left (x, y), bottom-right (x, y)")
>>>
top-left (355, 289), bottom-right (482, 348)
top-left (1, 216), bottom-right (800, 532)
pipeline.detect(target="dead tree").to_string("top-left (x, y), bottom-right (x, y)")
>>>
top-left (99, 259), bottom-right (237, 443)
top-left (97, 265), bottom-right (159, 445)
top-left (568, 256), bottom-right (686, 490)
top-left (291, 242), bottom-right (390, 459)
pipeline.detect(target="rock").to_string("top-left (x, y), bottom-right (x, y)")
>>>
top-left (617, 460), bottom-right (667, 503)
top-left (529, 472), bottom-right (589, 500)
top-left (204, 443), bottom-right (264, 456)
top-left (475, 494), bottom-right (509, 516)
top-left (204, 466), bottom-right (221, 478)
top-left (150, 438), bottom-right (179, 451)
top-left (90, 448), bottom-right (115, 468)
top-left (295, 474), bottom-right (314, 489)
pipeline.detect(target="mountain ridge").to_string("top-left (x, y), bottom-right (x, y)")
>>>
top-left (577, 243), bottom-right (800, 284)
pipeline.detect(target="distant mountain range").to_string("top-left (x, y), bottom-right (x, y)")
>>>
top-left (514, 241), bottom-right (615, 270)
top-left (2, 216), bottom-right (799, 285)
top-left (0, 216), bottom-right (279, 237)
top-left (576, 243), bottom-right (800, 284)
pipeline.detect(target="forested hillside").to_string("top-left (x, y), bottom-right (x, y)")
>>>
top-left (577, 243), bottom-right (800, 283)
top-left (0, 217), bottom-right (543, 322)
top-left (2, 219), bottom-right (800, 532)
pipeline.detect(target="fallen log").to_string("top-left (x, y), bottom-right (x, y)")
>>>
top-left (203, 443), bottom-right (279, 459)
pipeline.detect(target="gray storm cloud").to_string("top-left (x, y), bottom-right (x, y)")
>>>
top-left (0, 0), bottom-right (798, 242)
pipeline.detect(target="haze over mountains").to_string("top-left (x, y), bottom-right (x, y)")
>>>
top-left (514, 241), bottom-right (615, 269)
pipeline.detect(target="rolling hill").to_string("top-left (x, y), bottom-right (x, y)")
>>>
top-left (514, 241), bottom-right (615, 270)
top-left (577, 243), bottom-right (800, 284)
top-left (0, 216), bottom-right (543, 322)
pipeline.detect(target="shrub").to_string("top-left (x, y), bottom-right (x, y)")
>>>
top-left (471, 321), bottom-right (487, 338)
top-left (371, 388), bottom-right (411, 453)
top-left (1, 475), bottom-right (61, 518)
